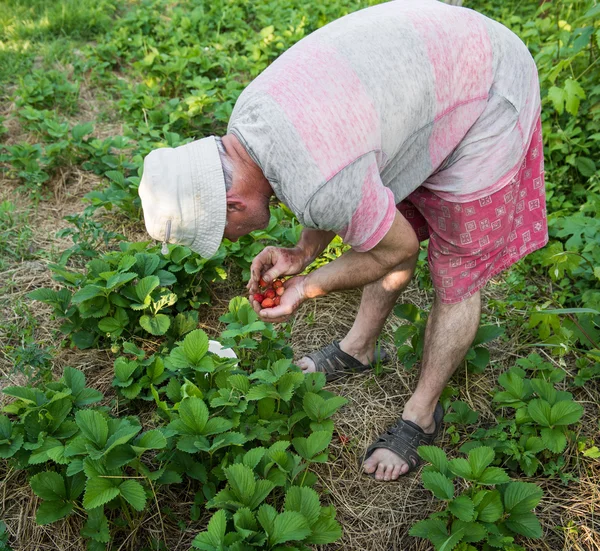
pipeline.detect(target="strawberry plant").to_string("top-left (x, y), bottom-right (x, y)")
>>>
top-left (410, 446), bottom-right (544, 551)
top-left (28, 241), bottom-right (227, 348)
top-left (460, 357), bottom-right (584, 478)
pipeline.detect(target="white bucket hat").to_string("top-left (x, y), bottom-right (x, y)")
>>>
top-left (138, 137), bottom-right (226, 258)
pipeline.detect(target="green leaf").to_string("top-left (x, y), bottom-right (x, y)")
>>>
top-left (284, 486), bottom-right (321, 526)
top-left (75, 410), bottom-right (108, 448)
top-left (178, 397), bottom-right (209, 434)
top-left (139, 313), bottom-right (170, 335)
top-left (83, 478), bottom-right (120, 510)
top-left (30, 471), bottom-right (67, 501)
top-left (302, 393), bottom-right (347, 422)
top-left (304, 514), bottom-right (342, 544)
top-left (468, 447), bottom-right (495, 478)
top-left (472, 325), bottom-right (504, 346)
top-left (547, 85), bottom-right (565, 114)
top-left (72, 285), bottom-right (105, 304)
top-left (134, 430), bottom-right (167, 451)
top-left (503, 482), bottom-right (543, 515)
top-left (62, 367), bottom-right (85, 396)
top-left (81, 508), bottom-right (110, 543)
top-left (243, 447), bottom-right (266, 470)
top-left (475, 490), bottom-right (503, 522)
top-left (540, 427), bottom-right (567, 453)
top-left (183, 329), bottom-right (210, 365)
top-left (36, 501), bottom-right (73, 525)
top-left (448, 458), bottom-right (472, 479)
top-left (192, 509), bottom-right (227, 549)
top-left (72, 121), bottom-right (94, 141)
top-left (505, 511), bottom-right (543, 539)
top-left (528, 399), bottom-right (552, 427)
top-left (225, 464), bottom-right (256, 505)
top-left (417, 446), bottom-right (450, 475)
top-left (269, 511), bottom-right (311, 546)
top-left (409, 518), bottom-right (449, 547)
top-left (550, 401), bottom-right (583, 426)
top-left (114, 357), bottom-right (138, 383)
top-left (449, 496), bottom-right (475, 522)
top-left (134, 275), bottom-right (160, 303)
top-left (478, 467), bottom-right (510, 485)
top-left (575, 157), bottom-right (597, 177)
top-left (292, 431), bottom-right (332, 460)
top-left (422, 471), bottom-right (454, 500)
top-left (119, 479), bottom-right (146, 511)
top-left (564, 78), bottom-right (585, 116)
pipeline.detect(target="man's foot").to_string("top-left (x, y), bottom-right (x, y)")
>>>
top-left (296, 339), bottom-right (375, 374)
top-left (362, 405), bottom-right (442, 481)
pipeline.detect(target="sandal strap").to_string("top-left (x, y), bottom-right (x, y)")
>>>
top-left (305, 341), bottom-right (377, 380)
top-left (364, 403), bottom-right (444, 474)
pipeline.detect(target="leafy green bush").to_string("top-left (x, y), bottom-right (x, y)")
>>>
top-left (411, 445), bottom-right (544, 551)
top-left (460, 355), bottom-right (583, 478)
top-left (1, 312), bottom-right (347, 549)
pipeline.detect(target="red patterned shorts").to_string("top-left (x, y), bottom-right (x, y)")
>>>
top-left (397, 116), bottom-right (548, 304)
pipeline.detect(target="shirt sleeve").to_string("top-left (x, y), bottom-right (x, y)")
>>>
top-left (302, 152), bottom-right (397, 252)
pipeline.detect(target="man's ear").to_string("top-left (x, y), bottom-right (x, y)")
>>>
top-left (226, 196), bottom-right (246, 212)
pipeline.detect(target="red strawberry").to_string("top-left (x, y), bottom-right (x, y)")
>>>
top-left (259, 278), bottom-right (268, 288)
top-left (264, 289), bottom-right (276, 299)
top-left (273, 296), bottom-right (280, 306)
top-left (261, 297), bottom-right (275, 308)
top-left (276, 286), bottom-right (285, 296)
top-left (253, 293), bottom-right (264, 303)
top-left (339, 435), bottom-right (350, 445)
top-left (272, 280), bottom-right (283, 289)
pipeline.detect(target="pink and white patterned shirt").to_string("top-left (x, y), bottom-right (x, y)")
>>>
top-left (228, 0), bottom-right (541, 251)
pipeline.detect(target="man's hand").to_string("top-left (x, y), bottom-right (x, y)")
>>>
top-left (250, 275), bottom-right (307, 323)
top-left (247, 246), bottom-right (308, 295)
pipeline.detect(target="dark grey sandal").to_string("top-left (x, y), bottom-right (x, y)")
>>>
top-left (305, 341), bottom-right (389, 382)
top-left (363, 402), bottom-right (444, 477)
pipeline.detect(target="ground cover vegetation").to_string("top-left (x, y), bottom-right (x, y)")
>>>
top-left (0, 0), bottom-right (599, 549)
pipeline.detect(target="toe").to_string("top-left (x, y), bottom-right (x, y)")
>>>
top-left (375, 462), bottom-right (386, 481)
top-left (391, 464), bottom-right (403, 480)
top-left (296, 356), bottom-right (315, 372)
top-left (383, 464), bottom-right (394, 481)
top-left (363, 456), bottom-right (377, 474)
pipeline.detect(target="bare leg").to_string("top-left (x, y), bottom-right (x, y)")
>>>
top-left (363, 291), bottom-right (481, 480)
top-left (297, 254), bottom-right (417, 371)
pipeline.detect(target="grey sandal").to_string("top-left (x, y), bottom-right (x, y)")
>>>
top-left (305, 341), bottom-right (389, 382)
top-left (363, 402), bottom-right (444, 477)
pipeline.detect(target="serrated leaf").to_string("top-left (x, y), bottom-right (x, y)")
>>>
top-left (448, 458), bottom-right (472, 479)
top-left (468, 447), bottom-right (495, 478)
top-left (547, 86), bottom-right (565, 114)
top-left (550, 401), bottom-right (583, 426)
top-left (134, 275), bottom-right (160, 302)
top-left (540, 427), bottom-right (567, 453)
top-left (423, 471), bottom-right (455, 500)
top-left (83, 478), bottom-right (120, 509)
top-left (139, 314), bottom-right (170, 336)
top-left (503, 482), bottom-right (543, 515)
top-left (119, 479), bottom-right (146, 511)
top-left (81, 508), bottom-right (110, 543)
top-left (564, 78), bottom-right (585, 116)
top-left (528, 399), bottom-right (552, 427)
top-left (134, 430), bottom-right (167, 451)
top-left (505, 511), bottom-right (542, 538)
top-left (449, 495), bottom-right (475, 522)
top-left (269, 511), bottom-right (311, 546)
top-left (75, 410), bottom-right (108, 448)
top-left (478, 467), bottom-right (510, 485)
top-left (36, 500), bottom-right (73, 525)
top-left (72, 285), bottom-right (105, 304)
top-left (284, 486), bottom-right (321, 526)
top-left (475, 490), bottom-right (504, 522)
top-left (178, 397), bottom-right (209, 434)
top-left (30, 471), bottom-right (67, 501)
top-left (183, 329), bottom-right (209, 365)
top-left (225, 464), bottom-right (256, 504)
top-left (243, 447), bottom-right (266, 470)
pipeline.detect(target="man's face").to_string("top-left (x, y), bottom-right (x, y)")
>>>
top-left (223, 199), bottom-right (271, 242)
